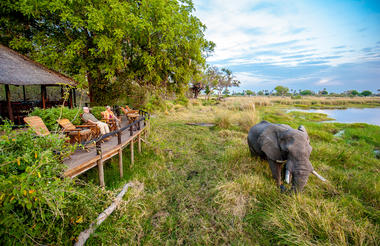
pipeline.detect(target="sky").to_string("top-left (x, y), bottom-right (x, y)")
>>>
top-left (193, 0), bottom-right (380, 93)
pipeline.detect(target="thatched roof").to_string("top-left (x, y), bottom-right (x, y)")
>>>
top-left (0, 44), bottom-right (76, 86)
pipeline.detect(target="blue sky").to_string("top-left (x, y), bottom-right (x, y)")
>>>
top-left (193, 0), bottom-right (380, 93)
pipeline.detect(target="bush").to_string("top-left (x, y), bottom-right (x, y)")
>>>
top-left (0, 121), bottom-right (110, 244)
top-left (237, 110), bottom-right (258, 132)
top-left (29, 106), bottom-right (111, 131)
top-left (90, 106), bottom-right (106, 119)
top-left (214, 111), bottom-right (232, 129)
top-left (29, 107), bottom-right (83, 131)
top-left (144, 94), bottom-right (167, 112)
top-left (174, 95), bottom-right (189, 106)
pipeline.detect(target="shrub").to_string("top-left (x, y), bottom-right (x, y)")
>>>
top-left (214, 111), bottom-right (232, 129)
top-left (0, 121), bottom-right (110, 244)
top-left (237, 110), bottom-right (259, 132)
top-left (29, 106), bottom-right (113, 132)
top-left (144, 94), bottom-right (167, 112)
top-left (90, 106), bottom-right (106, 119)
top-left (29, 107), bottom-right (83, 131)
top-left (174, 95), bottom-right (189, 106)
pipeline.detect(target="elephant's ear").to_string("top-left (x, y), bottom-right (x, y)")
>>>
top-left (298, 125), bottom-right (310, 142)
top-left (298, 125), bottom-right (308, 135)
top-left (258, 134), bottom-right (283, 161)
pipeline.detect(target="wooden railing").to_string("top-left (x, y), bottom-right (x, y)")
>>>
top-left (75, 112), bottom-right (149, 186)
top-left (81, 114), bottom-right (148, 156)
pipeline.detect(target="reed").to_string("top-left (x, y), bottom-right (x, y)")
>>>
top-left (226, 96), bottom-right (380, 107)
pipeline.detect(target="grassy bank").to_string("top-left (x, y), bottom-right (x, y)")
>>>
top-left (223, 96), bottom-right (380, 109)
top-left (78, 99), bottom-right (379, 245)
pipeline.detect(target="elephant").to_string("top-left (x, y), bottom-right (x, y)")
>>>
top-left (247, 120), bottom-right (326, 192)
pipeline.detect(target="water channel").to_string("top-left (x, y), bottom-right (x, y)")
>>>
top-left (288, 107), bottom-right (380, 126)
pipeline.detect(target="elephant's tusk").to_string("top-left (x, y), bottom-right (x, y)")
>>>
top-left (276, 160), bottom-right (287, 164)
top-left (312, 170), bottom-right (327, 182)
top-left (285, 170), bottom-right (290, 184)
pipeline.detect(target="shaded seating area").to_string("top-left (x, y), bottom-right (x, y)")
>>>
top-left (23, 107), bottom-right (150, 187)
top-left (0, 44), bottom-right (77, 125)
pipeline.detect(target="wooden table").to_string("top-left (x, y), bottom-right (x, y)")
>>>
top-left (127, 113), bottom-right (139, 124)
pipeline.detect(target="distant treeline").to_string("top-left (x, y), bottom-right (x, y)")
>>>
top-left (228, 86), bottom-right (379, 97)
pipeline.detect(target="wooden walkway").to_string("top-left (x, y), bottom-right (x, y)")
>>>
top-left (63, 116), bottom-right (148, 186)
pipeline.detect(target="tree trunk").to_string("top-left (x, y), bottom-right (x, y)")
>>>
top-left (87, 72), bottom-right (94, 103)
top-left (193, 88), bottom-right (200, 99)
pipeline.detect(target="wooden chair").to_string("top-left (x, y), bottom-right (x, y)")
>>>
top-left (80, 113), bottom-right (101, 137)
top-left (57, 119), bottom-right (97, 144)
top-left (24, 116), bottom-right (65, 157)
top-left (101, 111), bottom-right (119, 131)
top-left (121, 105), bottom-right (139, 116)
top-left (24, 116), bottom-right (50, 136)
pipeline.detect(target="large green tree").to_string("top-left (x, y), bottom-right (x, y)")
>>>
top-left (0, 0), bottom-right (214, 103)
top-left (274, 85), bottom-right (289, 96)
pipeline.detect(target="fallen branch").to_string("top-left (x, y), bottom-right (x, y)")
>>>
top-left (74, 182), bottom-right (135, 246)
top-left (140, 138), bottom-right (150, 144)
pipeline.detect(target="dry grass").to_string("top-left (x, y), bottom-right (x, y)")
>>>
top-left (236, 104), bottom-right (259, 132)
top-left (214, 175), bottom-right (265, 219)
top-left (225, 96), bottom-right (380, 107)
top-left (214, 110), bottom-right (233, 129)
top-left (265, 195), bottom-right (379, 245)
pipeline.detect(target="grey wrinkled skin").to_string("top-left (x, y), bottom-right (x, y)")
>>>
top-left (247, 120), bottom-right (313, 192)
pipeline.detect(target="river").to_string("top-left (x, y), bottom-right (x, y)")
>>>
top-left (289, 107), bottom-right (380, 126)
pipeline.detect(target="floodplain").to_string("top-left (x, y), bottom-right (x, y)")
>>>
top-left (81, 96), bottom-right (380, 245)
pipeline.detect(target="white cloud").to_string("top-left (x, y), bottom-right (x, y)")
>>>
top-left (315, 78), bottom-right (342, 86)
top-left (194, 0), bottom-right (380, 67)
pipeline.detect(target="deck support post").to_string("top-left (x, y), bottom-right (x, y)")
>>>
top-left (117, 131), bottom-right (121, 145)
top-left (118, 148), bottom-right (123, 178)
top-left (97, 160), bottom-right (105, 187)
top-left (138, 133), bottom-right (141, 153)
top-left (130, 140), bottom-right (134, 166)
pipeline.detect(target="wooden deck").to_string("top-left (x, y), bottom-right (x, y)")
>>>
top-left (63, 117), bottom-right (148, 186)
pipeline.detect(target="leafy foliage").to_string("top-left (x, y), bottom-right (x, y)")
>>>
top-left (274, 85), bottom-right (289, 96)
top-left (0, 0), bottom-right (214, 104)
top-left (300, 89), bottom-right (314, 96)
top-left (29, 107), bottom-right (83, 131)
top-left (199, 66), bottom-right (240, 98)
top-left (0, 121), bottom-right (111, 244)
top-left (29, 106), bottom-right (111, 131)
top-left (361, 90), bottom-right (372, 97)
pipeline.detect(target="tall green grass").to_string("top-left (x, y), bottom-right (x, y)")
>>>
top-left (77, 101), bottom-right (379, 245)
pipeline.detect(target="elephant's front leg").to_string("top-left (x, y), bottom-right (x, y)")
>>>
top-left (268, 160), bottom-right (284, 190)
